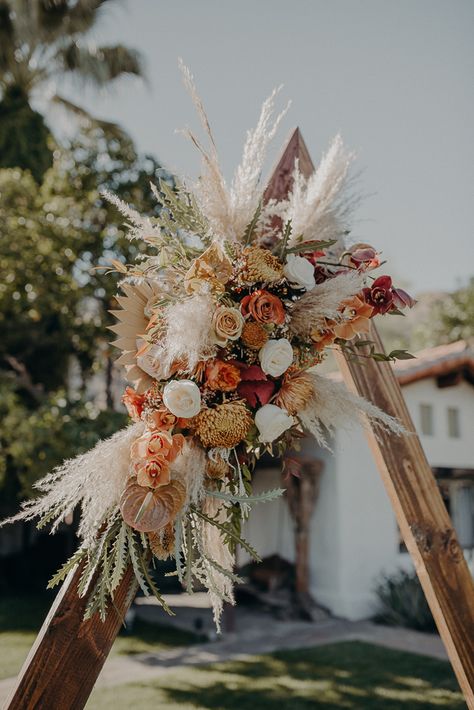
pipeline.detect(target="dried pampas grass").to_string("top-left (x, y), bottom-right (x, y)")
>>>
top-left (1, 423), bottom-right (144, 545)
top-left (299, 372), bottom-right (405, 448)
top-left (171, 438), bottom-right (206, 506)
top-left (289, 270), bottom-right (365, 338)
top-left (179, 59), bottom-right (289, 242)
top-left (161, 293), bottom-right (216, 374)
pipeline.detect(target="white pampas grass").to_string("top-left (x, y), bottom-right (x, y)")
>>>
top-left (171, 439), bottom-right (206, 506)
top-left (289, 270), bottom-right (366, 338)
top-left (179, 59), bottom-right (289, 243)
top-left (1, 423), bottom-right (144, 545)
top-left (277, 135), bottom-right (354, 248)
top-left (102, 189), bottom-right (158, 242)
top-left (299, 372), bottom-right (405, 449)
top-left (161, 293), bottom-right (216, 373)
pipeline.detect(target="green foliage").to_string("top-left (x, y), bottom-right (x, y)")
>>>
top-left (0, 86), bottom-right (53, 182)
top-left (374, 570), bottom-right (436, 632)
top-left (430, 278), bottom-right (474, 344)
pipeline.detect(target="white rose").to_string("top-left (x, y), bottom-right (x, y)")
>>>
top-left (163, 380), bottom-right (201, 418)
top-left (255, 404), bottom-right (294, 443)
top-left (283, 254), bottom-right (315, 291)
top-left (259, 338), bottom-right (294, 378)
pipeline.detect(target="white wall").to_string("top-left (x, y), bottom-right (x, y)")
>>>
top-left (244, 374), bottom-right (474, 621)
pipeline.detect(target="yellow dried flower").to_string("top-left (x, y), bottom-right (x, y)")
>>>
top-left (195, 401), bottom-right (253, 448)
top-left (275, 368), bottom-right (315, 415)
top-left (241, 321), bottom-right (269, 350)
top-left (243, 246), bottom-right (283, 284)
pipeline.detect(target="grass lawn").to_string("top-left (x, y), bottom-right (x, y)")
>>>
top-left (87, 641), bottom-right (464, 710)
top-left (0, 594), bottom-right (198, 681)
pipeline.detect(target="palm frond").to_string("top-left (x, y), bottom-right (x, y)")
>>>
top-left (51, 93), bottom-right (131, 141)
top-left (57, 42), bottom-right (143, 85)
top-left (0, 1), bottom-right (15, 71)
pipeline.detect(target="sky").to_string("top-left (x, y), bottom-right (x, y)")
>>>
top-left (55, 0), bottom-right (473, 294)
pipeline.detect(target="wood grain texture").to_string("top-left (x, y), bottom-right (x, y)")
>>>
top-left (5, 562), bottom-right (136, 710)
top-left (264, 130), bottom-right (474, 707)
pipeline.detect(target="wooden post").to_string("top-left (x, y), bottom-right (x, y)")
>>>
top-left (265, 128), bottom-right (474, 706)
top-left (4, 562), bottom-right (136, 710)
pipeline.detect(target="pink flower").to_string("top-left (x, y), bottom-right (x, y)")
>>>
top-left (348, 245), bottom-right (380, 271)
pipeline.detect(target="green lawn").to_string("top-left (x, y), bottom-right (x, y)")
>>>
top-left (87, 642), bottom-right (464, 710)
top-left (0, 594), bottom-right (197, 681)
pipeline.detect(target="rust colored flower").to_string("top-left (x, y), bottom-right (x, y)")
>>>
top-left (145, 408), bottom-right (178, 431)
top-left (148, 523), bottom-right (175, 559)
top-left (122, 387), bottom-right (145, 422)
top-left (240, 289), bottom-right (286, 325)
top-left (310, 327), bottom-right (337, 352)
top-left (241, 321), bottom-right (269, 349)
top-left (334, 295), bottom-right (374, 340)
top-left (362, 275), bottom-right (394, 315)
top-left (205, 359), bottom-right (241, 392)
top-left (135, 456), bottom-right (171, 488)
top-left (275, 368), bottom-right (314, 415)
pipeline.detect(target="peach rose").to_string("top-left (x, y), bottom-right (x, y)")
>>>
top-left (131, 431), bottom-right (184, 462)
top-left (205, 360), bottom-right (241, 392)
top-left (240, 290), bottom-right (286, 325)
top-left (135, 456), bottom-right (171, 488)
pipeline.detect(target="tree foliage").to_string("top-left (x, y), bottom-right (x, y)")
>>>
top-left (0, 129), bottom-right (172, 506)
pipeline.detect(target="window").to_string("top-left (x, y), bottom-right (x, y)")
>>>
top-left (419, 403), bottom-right (434, 436)
top-left (447, 407), bottom-right (461, 438)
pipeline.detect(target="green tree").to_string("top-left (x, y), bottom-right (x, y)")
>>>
top-left (412, 279), bottom-right (474, 349)
top-left (0, 130), bottom-right (171, 505)
top-left (0, 0), bottom-right (143, 181)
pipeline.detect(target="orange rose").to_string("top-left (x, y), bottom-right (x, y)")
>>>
top-left (334, 295), bottom-right (374, 340)
top-left (205, 360), bottom-right (241, 392)
top-left (145, 408), bottom-right (178, 431)
top-left (240, 290), bottom-right (286, 325)
top-left (135, 456), bottom-right (171, 488)
top-left (122, 387), bottom-right (145, 422)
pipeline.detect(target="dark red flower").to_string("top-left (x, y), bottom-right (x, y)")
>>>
top-left (236, 363), bottom-right (276, 408)
top-left (303, 250), bottom-right (326, 266)
top-left (392, 287), bottom-right (417, 310)
top-left (362, 275), bottom-right (393, 314)
top-left (349, 246), bottom-right (380, 271)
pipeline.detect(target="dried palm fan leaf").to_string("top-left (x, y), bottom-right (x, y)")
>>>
top-left (109, 280), bottom-right (163, 393)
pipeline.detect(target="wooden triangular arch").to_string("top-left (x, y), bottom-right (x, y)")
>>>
top-left (5, 129), bottom-right (474, 710)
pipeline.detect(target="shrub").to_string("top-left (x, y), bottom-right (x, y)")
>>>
top-left (374, 570), bottom-right (436, 632)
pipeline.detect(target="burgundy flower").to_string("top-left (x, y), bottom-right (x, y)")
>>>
top-left (392, 287), bottom-right (417, 310)
top-left (236, 363), bottom-right (276, 408)
top-left (349, 246), bottom-right (380, 271)
top-left (363, 275), bottom-right (393, 314)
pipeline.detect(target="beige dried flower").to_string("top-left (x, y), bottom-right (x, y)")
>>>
top-left (242, 246), bottom-right (283, 284)
top-left (206, 456), bottom-right (230, 479)
top-left (194, 401), bottom-right (253, 448)
top-left (241, 321), bottom-right (269, 350)
top-left (275, 368), bottom-right (315, 415)
top-left (148, 522), bottom-right (175, 560)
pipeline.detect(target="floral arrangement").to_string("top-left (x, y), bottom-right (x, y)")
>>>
top-left (2, 64), bottom-right (414, 628)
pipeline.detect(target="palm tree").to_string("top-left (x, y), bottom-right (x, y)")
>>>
top-left (0, 0), bottom-right (143, 181)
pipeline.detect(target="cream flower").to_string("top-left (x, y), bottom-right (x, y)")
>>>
top-left (212, 306), bottom-right (244, 346)
top-left (284, 254), bottom-right (315, 291)
top-left (255, 404), bottom-right (294, 443)
top-left (259, 338), bottom-right (294, 378)
top-left (163, 379), bottom-right (201, 418)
